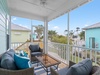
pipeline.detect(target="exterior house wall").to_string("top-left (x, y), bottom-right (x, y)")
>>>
top-left (0, 0), bottom-right (10, 54)
top-left (85, 28), bottom-right (100, 49)
top-left (11, 30), bottom-right (30, 42)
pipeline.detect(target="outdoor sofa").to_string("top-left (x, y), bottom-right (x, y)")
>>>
top-left (50, 59), bottom-right (100, 75)
top-left (29, 44), bottom-right (43, 62)
top-left (0, 49), bottom-right (35, 75)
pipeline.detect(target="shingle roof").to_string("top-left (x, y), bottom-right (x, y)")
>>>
top-left (11, 23), bottom-right (31, 31)
top-left (83, 22), bottom-right (100, 30)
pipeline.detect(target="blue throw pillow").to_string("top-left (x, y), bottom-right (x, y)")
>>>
top-left (14, 54), bottom-right (30, 69)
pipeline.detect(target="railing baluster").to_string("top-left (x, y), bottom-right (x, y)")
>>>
top-left (78, 47), bottom-right (79, 63)
top-left (72, 45), bottom-right (73, 61)
top-left (74, 46), bottom-right (76, 63)
top-left (90, 50), bottom-right (92, 60)
top-left (95, 50), bottom-right (97, 64)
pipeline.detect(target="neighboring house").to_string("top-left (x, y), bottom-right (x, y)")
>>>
top-left (83, 22), bottom-right (100, 49)
top-left (11, 24), bottom-right (31, 42)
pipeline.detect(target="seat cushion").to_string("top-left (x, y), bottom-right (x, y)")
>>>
top-left (31, 52), bottom-right (42, 56)
top-left (14, 54), bottom-right (30, 69)
top-left (57, 67), bottom-right (69, 75)
top-left (66, 58), bottom-right (92, 75)
top-left (92, 67), bottom-right (100, 75)
top-left (29, 45), bottom-right (40, 52)
top-left (1, 53), bottom-right (17, 70)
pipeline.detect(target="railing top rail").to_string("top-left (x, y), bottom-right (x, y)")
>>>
top-left (48, 42), bottom-right (100, 51)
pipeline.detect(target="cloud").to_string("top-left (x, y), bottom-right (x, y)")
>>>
top-left (53, 26), bottom-right (59, 30)
top-left (12, 17), bottom-right (17, 22)
top-left (85, 24), bottom-right (88, 27)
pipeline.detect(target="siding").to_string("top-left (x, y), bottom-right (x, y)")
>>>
top-left (11, 30), bottom-right (30, 42)
top-left (85, 28), bottom-right (100, 49)
top-left (0, 0), bottom-right (10, 53)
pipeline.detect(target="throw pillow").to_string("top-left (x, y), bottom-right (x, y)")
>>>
top-left (14, 54), bottom-right (30, 69)
top-left (20, 50), bottom-right (27, 57)
top-left (66, 58), bottom-right (92, 75)
top-left (1, 53), bottom-right (17, 70)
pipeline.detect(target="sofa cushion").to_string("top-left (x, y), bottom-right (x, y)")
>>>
top-left (29, 45), bottom-right (40, 52)
top-left (1, 53), bottom-right (17, 70)
top-left (66, 58), bottom-right (92, 75)
top-left (31, 52), bottom-right (42, 56)
top-left (57, 67), bottom-right (69, 75)
top-left (14, 54), bottom-right (30, 69)
top-left (6, 49), bottom-right (15, 58)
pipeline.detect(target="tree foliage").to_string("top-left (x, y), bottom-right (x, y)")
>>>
top-left (35, 25), bottom-right (43, 40)
top-left (48, 30), bottom-right (57, 41)
top-left (52, 35), bottom-right (72, 44)
top-left (79, 31), bottom-right (85, 40)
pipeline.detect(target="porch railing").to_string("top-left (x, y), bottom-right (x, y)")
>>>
top-left (11, 42), bottom-right (24, 49)
top-left (48, 42), bottom-right (100, 65)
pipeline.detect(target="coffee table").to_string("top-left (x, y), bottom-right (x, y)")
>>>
top-left (35, 54), bottom-right (61, 75)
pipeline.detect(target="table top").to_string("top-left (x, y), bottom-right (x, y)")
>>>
top-left (36, 54), bottom-right (61, 68)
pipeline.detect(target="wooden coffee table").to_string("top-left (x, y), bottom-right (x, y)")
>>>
top-left (35, 54), bottom-right (61, 75)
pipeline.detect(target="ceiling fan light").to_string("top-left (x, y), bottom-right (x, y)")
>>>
top-left (40, 0), bottom-right (47, 6)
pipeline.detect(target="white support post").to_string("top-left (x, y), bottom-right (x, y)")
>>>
top-left (31, 20), bottom-right (33, 44)
top-left (44, 18), bottom-right (48, 54)
top-left (67, 12), bottom-right (70, 65)
top-left (8, 16), bottom-right (11, 49)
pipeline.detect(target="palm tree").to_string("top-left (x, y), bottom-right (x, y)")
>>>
top-left (76, 27), bottom-right (80, 33)
top-left (64, 30), bottom-right (74, 38)
top-left (35, 25), bottom-right (43, 40)
top-left (48, 30), bottom-right (57, 41)
top-left (79, 31), bottom-right (85, 40)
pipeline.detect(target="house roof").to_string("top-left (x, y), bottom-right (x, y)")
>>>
top-left (11, 23), bottom-right (31, 31)
top-left (7, 0), bottom-right (92, 21)
top-left (83, 22), bottom-right (100, 30)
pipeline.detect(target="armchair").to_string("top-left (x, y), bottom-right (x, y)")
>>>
top-left (29, 44), bottom-right (43, 62)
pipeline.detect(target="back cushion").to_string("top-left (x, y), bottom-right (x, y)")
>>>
top-left (6, 49), bottom-right (15, 58)
top-left (66, 58), bottom-right (92, 75)
top-left (1, 53), bottom-right (17, 70)
top-left (29, 45), bottom-right (39, 52)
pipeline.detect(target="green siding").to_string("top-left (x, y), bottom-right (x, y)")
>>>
top-left (0, 0), bottom-right (10, 53)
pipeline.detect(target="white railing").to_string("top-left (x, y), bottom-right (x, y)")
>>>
top-left (48, 42), bottom-right (100, 65)
top-left (11, 42), bottom-right (24, 49)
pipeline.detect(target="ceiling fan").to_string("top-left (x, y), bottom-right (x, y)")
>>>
top-left (21, 0), bottom-right (56, 11)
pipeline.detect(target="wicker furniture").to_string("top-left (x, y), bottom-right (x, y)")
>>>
top-left (50, 61), bottom-right (100, 75)
top-left (29, 44), bottom-right (43, 62)
top-left (0, 67), bottom-right (34, 75)
top-left (36, 54), bottom-right (61, 75)
top-left (0, 50), bottom-right (35, 75)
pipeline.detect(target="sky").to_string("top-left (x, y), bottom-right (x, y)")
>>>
top-left (12, 0), bottom-right (100, 35)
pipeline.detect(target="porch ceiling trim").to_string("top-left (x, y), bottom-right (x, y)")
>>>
top-left (7, 0), bottom-right (92, 21)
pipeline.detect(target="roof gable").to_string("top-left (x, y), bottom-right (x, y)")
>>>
top-left (83, 22), bottom-right (100, 30)
top-left (11, 23), bottom-right (31, 31)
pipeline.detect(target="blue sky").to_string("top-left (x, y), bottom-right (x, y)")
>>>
top-left (12, 0), bottom-right (100, 35)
